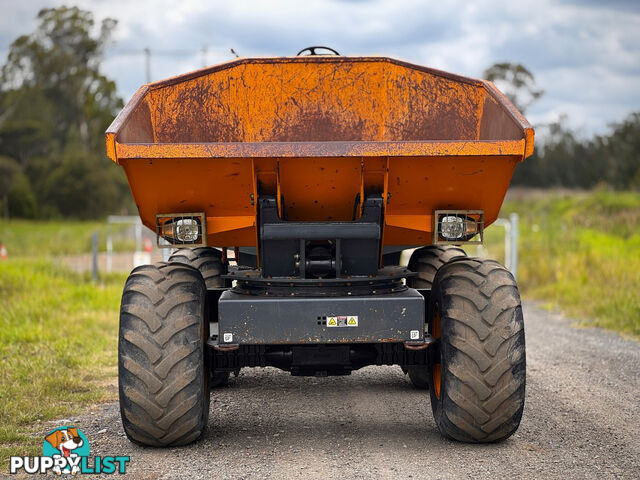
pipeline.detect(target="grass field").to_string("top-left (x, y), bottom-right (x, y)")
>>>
top-left (0, 219), bottom-right (136, 257)
top-left (0, 260), bottom-right (125, 467)
top-left (483, 189), bottom-right (640, 338)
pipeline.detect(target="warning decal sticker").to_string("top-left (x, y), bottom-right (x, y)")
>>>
top-left (326, 316), bottom-right (358, 327)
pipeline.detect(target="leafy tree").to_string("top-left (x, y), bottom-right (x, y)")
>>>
top-left (0, 6), bottom-right (130, 218)
top-left (484, 63), bottom-right (638, 191)
top-left (512, 112), bottom-right (640, 190)
top-left (483, 62), bottom-right (544, 114)
top-left (38, 151), bottom-right (127, 219)
top-left (0, 155), bottom-right (20, 218)
top-left (1, 6), bottom-right (121, 154)
top-left (596, 113), bottom-right (640, 189)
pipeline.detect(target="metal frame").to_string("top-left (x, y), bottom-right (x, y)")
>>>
top-left (155, 212), bottom-right (207, 248)
top-left (259, 195), bottom-right (382, 278)
top-left (217, 288), bottom-right (425, 345)
top-left (207, 341), bottom-right (431, 377)
top-left (433, 209), bottom-right (484, 245)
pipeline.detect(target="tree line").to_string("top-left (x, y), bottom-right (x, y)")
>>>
top-left (484, 63), bottom-right (640, 190)
top-left (0, 7), bottom-right (638, 219)
top-left (511, 113), bottom-right (640, 189)
top-left (0, 6), bottom-right (131, 219)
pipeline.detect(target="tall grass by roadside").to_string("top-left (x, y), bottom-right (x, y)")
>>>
top-left (483, 190), bottom-right (640, 338)
top-left (0, 259), bottom-right (125, 467)
top-left (0, 219), bottom-right (136, 257)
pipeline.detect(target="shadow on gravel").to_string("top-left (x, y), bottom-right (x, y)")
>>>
top-left (201, 367), bottom-right (440, 446)
top-left (222, 368), bottom-right (417, 392)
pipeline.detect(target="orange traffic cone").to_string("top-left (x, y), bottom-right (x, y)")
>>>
top-left (144, 237), bottom-right (153, 253)
top-left (0, 244), bottom-right (7, 260)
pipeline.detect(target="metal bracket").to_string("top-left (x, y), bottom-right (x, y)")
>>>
top-left (258, 195), bottom-right (383, 278)
top-left (404, 335), bottom-right (435, 350)
top-left (207, 340), bottom-right (240, 352)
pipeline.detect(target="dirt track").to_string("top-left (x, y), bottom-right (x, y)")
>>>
top-left (53, 303), bottom-right (639, 479)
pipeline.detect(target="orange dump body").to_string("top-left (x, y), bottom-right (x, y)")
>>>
top-left (106, 56), bottom-right (533, 248)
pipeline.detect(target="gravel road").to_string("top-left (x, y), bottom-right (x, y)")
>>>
top-left (55, 303), bottom-right (639, 479)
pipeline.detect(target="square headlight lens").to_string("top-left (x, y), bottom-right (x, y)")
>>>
top-left (438, 214), bottom-right (479, 241)
top-left (440, 215), bottom-right (466, 239)
top-left (175, 218), bottom-right (200, 242)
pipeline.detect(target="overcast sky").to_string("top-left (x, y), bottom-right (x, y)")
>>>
top-left (1, 0), bottom-right (639, 138)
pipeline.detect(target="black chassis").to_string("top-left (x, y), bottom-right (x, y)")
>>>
top-left (206, 195), bottom-right (433, 377)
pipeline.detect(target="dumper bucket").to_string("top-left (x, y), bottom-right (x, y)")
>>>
top-left (106, 56), bottom-right (533, 248)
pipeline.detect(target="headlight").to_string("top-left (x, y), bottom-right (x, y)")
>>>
top-left (156, 213), bottom-right (206, 247)
top-left (434, 210), bottom-right (484, 244)
top-left (440, 216), bottom-right (466, 239)
top-left (174, 218), bottom-right (200, 242)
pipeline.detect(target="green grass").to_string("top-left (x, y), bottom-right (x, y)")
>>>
top-left (0, 259), bottom-right (125, 469)
top-left (482, 189), bottom-right (640, 338)
top-left (0, 219), bottom-right (136, 257)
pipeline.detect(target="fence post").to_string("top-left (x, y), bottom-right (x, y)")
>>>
top-left (509, 213), bottom-right (519, 280)
top-left (92, 232), bottom-right (99, 282)
top-left (135, 222), bottom-right (142, 253)
top-left (106, 223), bottom-right (112, 273)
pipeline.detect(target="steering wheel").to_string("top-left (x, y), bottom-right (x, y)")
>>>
top-left (296, 46), bottom-right (341, 56)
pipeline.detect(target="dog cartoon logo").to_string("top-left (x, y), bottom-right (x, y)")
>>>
top-left (43, 426), bottom-right (89, 475)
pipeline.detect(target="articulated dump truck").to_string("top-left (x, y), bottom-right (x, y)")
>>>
top-left (106, 52), bottom-right (533, 446)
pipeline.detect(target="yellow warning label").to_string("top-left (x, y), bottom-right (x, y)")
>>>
top-left (325, 315), bottom-right (357, 327)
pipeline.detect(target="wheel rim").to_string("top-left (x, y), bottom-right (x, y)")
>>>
top-left (432, 304), bottom-right (442, 399)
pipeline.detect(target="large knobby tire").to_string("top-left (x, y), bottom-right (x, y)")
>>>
top-left (118, 262), bottom-right (210, 447)
top-left (407, 245), bottom-right (467, 290)
top-left (169, 247), bottom-right (231, 387)
top-left (168, 247), bottom-right (228, 289)
top-left (406, 246), bottom-right (467, 389)
top-left (428, 257), bottom-right (525, 443)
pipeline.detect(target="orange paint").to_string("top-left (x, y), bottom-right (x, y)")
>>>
top-left (106, 56), bottom-right (534, 248)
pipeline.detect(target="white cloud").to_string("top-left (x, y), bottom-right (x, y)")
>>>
top-left (0, 0), bottom-right (638, 137)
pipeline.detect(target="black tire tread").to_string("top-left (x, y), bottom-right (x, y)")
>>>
top-left (118, 262), bottom-right (209, 447)
top-left (168, 247), bottom-right (227, 289)
top-left (169, 247), bottom-right (234, 387)
top-left (407, 368), bottom-right (430, 390)
top-left (210, 371), bottom-right (230, 388)
top-left (406, 246), bottom-right (467, 389)
top-left (429, 257), bottom-right (525, 443)
top-left (407, 246), bottom-right (467, 289)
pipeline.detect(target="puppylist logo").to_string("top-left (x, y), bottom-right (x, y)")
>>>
top-left (10, 426), bottom-right (130, 475)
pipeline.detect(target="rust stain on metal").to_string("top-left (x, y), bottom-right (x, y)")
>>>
top-left (106, 56), bottom-right (534, 248)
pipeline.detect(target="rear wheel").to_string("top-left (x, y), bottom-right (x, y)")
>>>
top-left (407, 245), bottom-right (467, 289)
top-left (428, 257), bottom-right (526, 443)
top-left (118, 262), bottom-right (210, 446)
top-left (406, 246), bottom-right (467, 388)
top-left (169, 247), bottom-right (230, 387)
top-left (168, 247), bottom-right (228, 289)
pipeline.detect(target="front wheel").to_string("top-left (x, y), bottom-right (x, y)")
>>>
top-left (428, 258), bottom-right (526, 443)
top-left (118, 262), bottom-right (210, 446)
